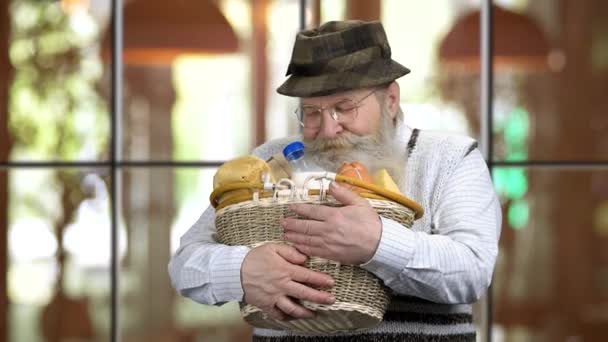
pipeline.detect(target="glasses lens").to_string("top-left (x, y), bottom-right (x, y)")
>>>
top-left (334, 99), bottom-right (358, 123)
top-left (335, 99), bottom-right (357, 112)
top-left (298, 107), bottom-right (321, 128)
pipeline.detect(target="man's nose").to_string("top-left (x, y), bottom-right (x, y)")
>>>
top-left (318, 110), bottom-right (343, 138)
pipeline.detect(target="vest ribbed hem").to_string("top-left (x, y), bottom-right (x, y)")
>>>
top-left (252, 332), bottom-right (475, 342)
top-left (251, 295), bottom-right (476, 342)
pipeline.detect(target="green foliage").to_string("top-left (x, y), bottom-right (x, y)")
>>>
top-left (508, 199), bottom-right (529, 230)
top-left (494, 107), bottom-right (531, 229)
top-left (493, 167), bottom-right (528, 200)
top-left (503, 107), bottom-right (529, 158)
top-left (8, 0), bottom-right (109, 252)
top-left (8, 0), bottom-right (108, 161)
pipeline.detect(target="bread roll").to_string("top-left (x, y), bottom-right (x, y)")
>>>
top-left (337, 161), bottom-right (373, 193)
top-left (213, 156), bottom-right (274, 206)
top-left (213, 155), bottom-right (272, 189)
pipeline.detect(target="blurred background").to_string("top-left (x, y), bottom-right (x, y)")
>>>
top-left (0, 0), bottom-right (607, 341)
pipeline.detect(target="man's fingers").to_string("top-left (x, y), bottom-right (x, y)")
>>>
top-left (275, 297), bottom-right (315, 319)
top-left (274, 244), bottom-right (307, 264)
top-left (282, 218), bottom-right (326, 236)
top-left (284, 232), bottom-right (324, 247)
top-left (286, 281), bottom-right (336, 305)
top-left (328, 182), bottom-right (368, 206)
top-left (294, 244), bottom-right (328, 260)
top-left (288, 203), bottom-right (334, 221)
top-left (289, 264), bottom-right (335, 288)
top-left (266, 306), bottom-right (288, 321)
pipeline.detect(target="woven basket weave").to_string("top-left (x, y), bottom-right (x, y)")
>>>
top-left (214, 185), bottom-right (419, 334)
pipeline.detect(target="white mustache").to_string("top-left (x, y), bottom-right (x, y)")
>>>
top-left (302, 106), bottom-right (406, 187)
top-left (304, 132), bottom-right (380, 153)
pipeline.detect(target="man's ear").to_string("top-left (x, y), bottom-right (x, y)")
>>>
top-left (385, 81), bottom-right (400, 119)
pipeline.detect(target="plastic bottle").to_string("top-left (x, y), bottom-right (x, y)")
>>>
top-left (282, 141), bottom-right (310, 172)
top-left (282, 141), bottom-right (327, 188)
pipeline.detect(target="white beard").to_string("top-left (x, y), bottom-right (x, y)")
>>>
top-left (303, 105), bottom-right (407, 188)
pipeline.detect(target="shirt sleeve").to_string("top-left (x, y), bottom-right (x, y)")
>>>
top-left (168, 205), bottom-right (251, 305)
top-left (167, 143), bottom-right (281, 305)
top-left (360, 148), bottom-right (501, 304)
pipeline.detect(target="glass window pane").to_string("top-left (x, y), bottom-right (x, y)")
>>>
top-left (113, 0), bottom-right (253, 161)
top-left (320, 0), bottom-right (346, 22)
top-left (492, 1), bottom-right (608, 161)
top-left (383, 0), bottom-right (478, 136)
top-left (8, 1), bottom-right (110, 162)
top-left (492, 167), bottom-right (608, 341)
top-left (266, 0), bottom-right (301, 141)
top-left (120, 167), bottom-right (251, 341)
top-left (7, 168), bottom-right (111, 342)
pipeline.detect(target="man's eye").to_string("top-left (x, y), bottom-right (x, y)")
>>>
top-left (336, 101), bottom-right (357, 113)
top-left (302, 108), bottom-right (321, 116)
top-left (335, 104), bottom-right (357, 113)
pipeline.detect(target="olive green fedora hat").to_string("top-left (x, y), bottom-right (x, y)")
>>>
top-left (277, 20), bottom-right (410, 97)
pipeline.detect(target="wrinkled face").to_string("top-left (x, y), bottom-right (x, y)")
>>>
top-left (300, 87), bottom-right (385, 141)
top-left (300, 82), bottom-right (405, 183)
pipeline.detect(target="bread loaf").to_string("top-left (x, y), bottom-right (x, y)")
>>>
top-left (213, 156), bottom-right (274, 205)
top-left (213, 155), bottom-right (272, 189)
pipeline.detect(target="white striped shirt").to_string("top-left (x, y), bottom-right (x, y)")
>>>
top-left (168, 128), bottom-right (501, 308)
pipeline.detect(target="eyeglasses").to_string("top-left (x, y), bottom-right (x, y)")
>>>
top-left (294, 88), bottom-right (378, 129)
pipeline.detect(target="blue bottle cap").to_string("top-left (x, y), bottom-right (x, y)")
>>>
top-left (282, 141), bottom-right (305, 161)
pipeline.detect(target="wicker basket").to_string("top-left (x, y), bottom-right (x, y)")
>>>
top-left (211, 176), bottom-right (422, 334)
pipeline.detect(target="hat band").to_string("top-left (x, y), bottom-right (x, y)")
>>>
top-left (287, 46), bottom-right (386, 77)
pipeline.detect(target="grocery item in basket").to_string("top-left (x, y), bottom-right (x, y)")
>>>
top-left (372, 169), bottom-right (401, 194)
top-left (212, 157), bottom-right (424, 333)
top-left (214, 193), bottom-right (420, 334)
top-left (337, 162), bottom-right (373, 193)
top-left (282, 141), bottom-right (328, 189)
top-left (265, 153), bottom-right (290, 180)
top-left (213, 156), bottom-right (273, 205)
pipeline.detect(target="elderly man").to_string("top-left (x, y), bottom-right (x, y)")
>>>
top-left (169, 20), bottom-right (501, 341)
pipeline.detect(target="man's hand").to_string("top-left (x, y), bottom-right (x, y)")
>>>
top-left (241, 243), bottom-right (336, 321)
top-left (282, 182), bottom-right (382, 265)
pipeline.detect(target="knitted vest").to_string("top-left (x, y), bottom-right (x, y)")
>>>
top-left (251, 129), bottom-right (479, 342)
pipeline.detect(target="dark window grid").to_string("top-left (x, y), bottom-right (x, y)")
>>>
top-left (109, 0), bottom-right (121, 341)
top-left (2, 160), bottom-right (607, 169)
top-left (2, 1), bottom-right (592, 342)
top-left (0, 161), bottom-right (226, 168)
top-left (482, 1), bottom-right (494, 341)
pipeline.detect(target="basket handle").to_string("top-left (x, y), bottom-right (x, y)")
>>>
top-left (209, 175), bottom-right (424, 219)
top-left (334, 175), bottom-right (424, 219)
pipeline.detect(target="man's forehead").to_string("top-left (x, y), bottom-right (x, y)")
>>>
top-left (301, 88), bottom-right (367, 105)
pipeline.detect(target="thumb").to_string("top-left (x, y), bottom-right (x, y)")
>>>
top-left (275, 244), bottom-right (307, 264)
top-left (329, 182), bottom-right (368, 206)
